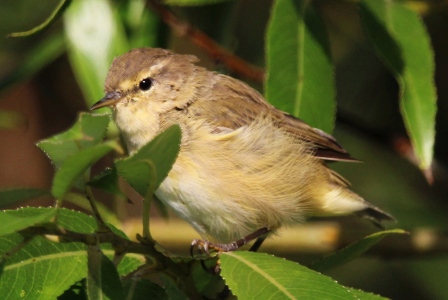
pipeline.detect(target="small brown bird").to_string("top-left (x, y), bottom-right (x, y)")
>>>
top-left (92, 48), bottom-right (393, 251)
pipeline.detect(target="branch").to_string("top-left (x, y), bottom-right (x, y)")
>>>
top-left (147, 0), bottom-right (265, 83)
top-left (19, 225), bottom-right (152, 255)
top-left (17, 224), bottom-right (204, 298)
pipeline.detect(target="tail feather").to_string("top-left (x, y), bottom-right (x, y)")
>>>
top-left (316, 183), bottom-right (395, 228)
top-left (357, 206), bottom-right (396, 229)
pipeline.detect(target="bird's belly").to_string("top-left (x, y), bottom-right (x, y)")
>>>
top-left (154, 164), bottom-right (258, 243)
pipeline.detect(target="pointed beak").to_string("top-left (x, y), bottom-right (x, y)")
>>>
top-left (91, 91), bottom-right (122, 110)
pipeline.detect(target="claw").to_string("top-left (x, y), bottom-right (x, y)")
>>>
top-left (190, 228), bottom-right (270, 257)
top-left (190, 228), bottom-right (271, 274)
top-left (191, 239), bottom-right (238, 256)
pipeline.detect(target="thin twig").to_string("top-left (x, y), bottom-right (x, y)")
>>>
top-left (147, 0), bottom-right (265, 83)
top-left (16, 224), bottom-right (203, 298)
top-left (84, 171), bottom-right (109, 232)
top-left (7, 0), bottom-right (72, 38)
top-left (141, 160), bottom-right (158, 242)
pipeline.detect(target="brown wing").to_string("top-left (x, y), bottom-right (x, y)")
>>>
top-left (185, 73), bottom-right (357, 162)
top-left (278, 113), bottom-right (358, 162)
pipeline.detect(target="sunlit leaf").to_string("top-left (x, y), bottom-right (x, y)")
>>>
top-left (220, 251), bottom-right (356, 299)
top-left (64, 0), bottom-right (129, 107)
top-left (266, 0), bottom-right (335, 133)
top-left (0, 208), bottom-right (56, 237)
top-left (37, 113), bottom-right (111, 169)
top-left (51, 140), bottom-right (120, 199)
top-left (65, 192), bottom-right (121, 226)
top-left (0, 233), bottom-right (86, 300)
top-left (115, 125), bottom-right (181, 197)
top-left (360, 0), bottom-right (437, 171)
top-left (0, 208), bottom-right (142, 299)
top-left (0, 209), bottom-right (92, 299)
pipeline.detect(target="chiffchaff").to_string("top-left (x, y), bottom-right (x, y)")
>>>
top-left (91, 48), bottom-right (393, 251)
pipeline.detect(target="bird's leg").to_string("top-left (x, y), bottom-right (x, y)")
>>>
top-left (192, 227), bottom-right (270, 277)
top-left (249, 235), bottom-right (268, 252)
top-left (190, 227), bottom-right (270, 255)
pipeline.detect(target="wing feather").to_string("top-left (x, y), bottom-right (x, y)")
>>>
top-left (184, 73), bottom-right (357, 162)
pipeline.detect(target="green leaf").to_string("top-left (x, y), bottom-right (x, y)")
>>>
top-left (58, 280), bottom-right (86, 299)
top-left (310, 229), bottom-right (407, 272)
top-left (159, 274), bottom-right (189, 300)
top-left (54, 207), bottom-right (98, 233)
top-left (37, 113), bottom-right (111, 169)
top-left (359, 0), bottom-right (437, 171)
top-left (0, 234), bottom-right (87, 299)
top-left (220, 251), bottom-right (356, 299)
top-left (87, 246), bottom-right (124, 300)
top-left (36, 113), bottom-right (111, 195)
top-left (0, 208), bottom-right (142, 299)
top-left (191, 259), bottom-right (226, 298)
top-left (51, 140), bottom-right (120, 199)
top-left (64, 0), bottom-right (129, 107)
top-left (265, 0), bottom-right (335, 133)
top-left (122, 278), bottom-right (167, 300)
top-left (115, 253), bottom-right (145, 276)
top-left (349, 288), bottom-right (388, 300)
top-left (0, 188), bottom-right (50, 208)
top-left (65, 192), bottom-right (121, 226)
top-left (3, 207), bottom-right (96, 232)
top-left (0, 208), bottom-right (92, 299)
top-left (88, 168), bottom-right (126, 199)
top-left (115, 125), bottom-right (181, 197)
top-left (0, 208), bottom-right (56, 237)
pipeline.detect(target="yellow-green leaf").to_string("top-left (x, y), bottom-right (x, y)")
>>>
top-left (360, 0), bottom-right (437, 171)
top-left (51, 140), bottom-right (120, 199)
top-left (115, 125), bottom-right (181, 197)
top-left (266, 0), bottom-right (335, 133)
top-left (64, 0), bottom-right (129, 106)
top-left (220, 251), bottom-right (356, 299)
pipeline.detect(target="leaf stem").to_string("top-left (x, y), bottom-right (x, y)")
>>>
top-left (7, 0), bottom-right (72, 38)
top-left (141, 160), bottom-right (158, 242)
top-left (84, 169), bottom-right (108, 232)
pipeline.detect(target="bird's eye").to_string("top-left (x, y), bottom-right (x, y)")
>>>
top-left (139, 78), bottom-right (153, 91)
